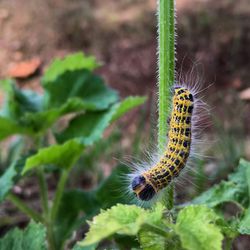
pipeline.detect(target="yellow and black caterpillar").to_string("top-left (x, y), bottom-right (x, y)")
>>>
top-left (131, 86), bottom-right (194, 201)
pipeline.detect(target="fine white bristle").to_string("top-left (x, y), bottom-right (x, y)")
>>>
top-left (122, 65), bottom-right (211, 206)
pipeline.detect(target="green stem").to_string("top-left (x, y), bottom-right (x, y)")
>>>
top-left (7, 193), bottom-right (44, 223)
top-left (46, 170), bottom-right (69, 250)
top-left (37, 167), bottom-right (49, 217)
top-left (224, 237), bottom-right (233, 250)
top-left (33, 136), bottom-right (56, 249)
top-left (47, 221), bottom-right (57, 250)
top-left (50, 169), bottom-right (69, 222)
top-left (157, 0), bottom-right (176, 210)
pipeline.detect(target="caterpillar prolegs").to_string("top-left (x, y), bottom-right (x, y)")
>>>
top-left (131, 86), bottom-right (194, 201)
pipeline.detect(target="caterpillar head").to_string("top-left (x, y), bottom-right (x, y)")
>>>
top-left (131, 175), bottom-right (156, 201)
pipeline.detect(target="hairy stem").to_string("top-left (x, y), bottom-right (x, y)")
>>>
top-left (157, 0), bottom-right (176, 210)
top-left (7, 193), bottom-right (44, 223)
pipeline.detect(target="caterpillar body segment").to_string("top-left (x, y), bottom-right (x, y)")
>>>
top-left (131, 86), bottom-right (194, 201)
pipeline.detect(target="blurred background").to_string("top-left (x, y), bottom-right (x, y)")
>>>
top-left (0, 0), bottom-right (250, 249)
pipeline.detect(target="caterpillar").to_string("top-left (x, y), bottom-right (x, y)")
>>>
top-left (131, 86), bottom-right (195, 201)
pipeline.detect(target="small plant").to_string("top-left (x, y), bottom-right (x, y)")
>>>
top-left (0, 52), bottom-right (146, 250)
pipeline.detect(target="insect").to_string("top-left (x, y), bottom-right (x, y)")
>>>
top-left (131, 86), bottom-right (195, 201)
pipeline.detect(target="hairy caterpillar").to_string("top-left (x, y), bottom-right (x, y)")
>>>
top-left (130, 85), bottom-right (196, 201)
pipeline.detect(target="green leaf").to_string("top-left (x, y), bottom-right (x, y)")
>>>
top-left (9, 88), bottom-right (43, 117)
top-left (192, 181), bottom-right (244, 208)
top-left (175, 205), bottom-right (223, 250)
top-left (19, 97), bottom-right (102, 134)
top-left (72, 243), bottom-right (97, 250)
top-left (43, 69), bottom-right (118, 111)
top-left (215, 214), bottom-right (239, 239)
top-left (193, 159), bottom-right (250, 208)
top-left (55, 105), bottom-right (118, 145)
top-left (54, 165), bottom-right (129, 249)
top-left (79, 203), bottom-right (165, 247)
top-left (20, 108), bottom-right (63, 133)
top-left (95, 165), bottom-right (130, 208)
top-left (55, 190), bottom-right (99, 250)
top-left (238, 208), bottom-right (250, 234)
top-left (22, 140), bottom-right (83, 174)
top-left (111, 96), bottom-right (147, 122)
top-left (138, 230), bottom-right (166, 250)
top-left (0, 82), bottom-right (145, 138)
top-left (0, 79), bottom-right (43, 119)
top-left (42, 52), bottom-right (100, 84)
top-left (0, 221), bottom-right (46, 250)
top-left (114, 235), bottom-right (140, 249)
top-left (0, 155), bottom-right (29, 202)
top-left (0, 117), bottom-right (33, 140)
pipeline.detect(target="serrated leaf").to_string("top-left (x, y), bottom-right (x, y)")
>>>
top-left (111, 96), bottom-right (147, 122)
top-left (215, 214), bottom-right (239, 239)
top-left (79, 203), bottom-right (165, 247)
top-left (0, 221), bottom-right (46, 250)
top-left (42, 52), bottom-right (100, 84)
top-left (175, 205), bottom-right (223, 250)
top-left (22, 140), bottom-right (83, 174)
top-left (138, 230), bottom-right (166, 250)
top-left (55, 105), bottom-right (118, 145)
top-left (238, 208), bottom-right (250, 234)
top-left (229, 159), bottom-right (250, 192)
top-left (0, 155), bottom-right (29, 202)
top-left (80, 204), bottom-right (145, 247)
top-left (216, 216), bottom-right (239, 239)
top-left (192, 181), bottom-right (244, 208)
top-left (43, 69), bottom-right (118, 111)
top-left (193, 159), bottom-right (250, 208)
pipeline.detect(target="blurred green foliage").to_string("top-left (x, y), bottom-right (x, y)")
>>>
top-left (0, 52), bottom-right (146, 250)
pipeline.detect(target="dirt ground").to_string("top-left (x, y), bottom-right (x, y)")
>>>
top-left (0, 0), bottom-right (249, 89)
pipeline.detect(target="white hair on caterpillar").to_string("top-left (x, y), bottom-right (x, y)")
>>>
top-left (120, 64), bottom-right (212, 206)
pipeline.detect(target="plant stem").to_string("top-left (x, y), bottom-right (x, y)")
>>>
top-left (157, 0), bottom-right (176, 210)
top-left (46, 169), bottom-right (69, 250)
top-left (47, 220), bottom-right (57, 250)
top-left (224, 237), bottom-right (233, 250)
top-left (7, 193), bottom-right (44, 223)
top-left (50, 169), bottom-right (69, 222)
top-left (37, 167), bottom-right (49, 217)
top-left (34, 136), bottom-right (56, 249)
